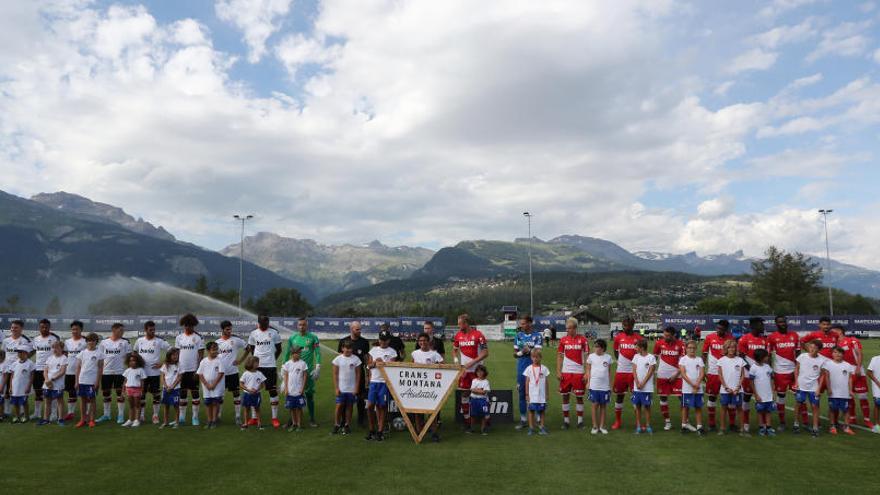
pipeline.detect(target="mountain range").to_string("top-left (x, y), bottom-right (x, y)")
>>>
top-left (0, 190), bottom-right (312, 311)
top-left (3, 189), bottom-right (880, 312)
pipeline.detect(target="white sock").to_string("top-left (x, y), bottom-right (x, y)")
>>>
top-left (5, 401), bottom-right (11, 414)
top-left (117, 401), bottom-right (125, 418)
top-left (103, 401), bottom-right (111, 417)
top-left (179, 400), bottom-right (188, 421)
top-left (271, 399), bottom-right (279, 419)
top-left (139, 408), bottom-right (145, 421)
top-left (191, 402), bottom-right (200, 420)
top-left (34, 400), bottom-right (43, 417)
top-left (152, 402), bottom-right (160, 417)
top-left (217, 405), bottom-right (223, 419)
top-left (234, 401), bottom-right (242, 419)
top-left (67, 401), bottom-right (76, 414)
top-left (520, 414), bottom-right (527, 422)
top-left (576, 403), bottom-right (584, 424)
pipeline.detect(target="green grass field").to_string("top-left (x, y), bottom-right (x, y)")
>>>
top-left (2, 339), bottom-right (879, 494)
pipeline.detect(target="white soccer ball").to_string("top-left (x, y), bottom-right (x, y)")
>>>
top-left (391, 416), bottom-right (406, 431)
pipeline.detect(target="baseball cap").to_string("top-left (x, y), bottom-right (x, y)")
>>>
top-left (378, 330), bottom-right (392, 341)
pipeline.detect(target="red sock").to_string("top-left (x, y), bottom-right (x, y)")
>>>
top-left (660, 403), bottom-right (669, 420)
top-left (848, 399), bottom-right (857, 423)
top-left (798, 403), bottom-right (808, 424)
top-left (728, 408), bottom-right (737, 426)
top-left (708, 405), bottom-right (716, 428)
top-left (777, 402), bottom-right (786, 424)
top-left (615, 408), bottom-right (622, 423)
top-left (860, 399), bottom-right (871, 422)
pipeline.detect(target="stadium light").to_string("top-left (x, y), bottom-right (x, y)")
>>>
top-left (233, 214), bottom-right (254, 315)
top-left (523, 212), bottom-right (534, 316)
top-left (818, 209), bottom-right (833, 316)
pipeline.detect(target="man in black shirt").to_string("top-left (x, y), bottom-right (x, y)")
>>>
top-left (338, 321), bottom-right (371, 427)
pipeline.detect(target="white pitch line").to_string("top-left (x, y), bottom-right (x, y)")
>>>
top-left (783, 405), bottom-right (873, 432)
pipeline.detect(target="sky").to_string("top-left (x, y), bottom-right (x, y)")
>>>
top-left (1, 0), bottom-right (879, 268)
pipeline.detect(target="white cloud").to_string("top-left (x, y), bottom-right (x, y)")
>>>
top-left (759, 0), bottom-right (821, 19)
top-left (215, 0), bottom-right (293, 63)
top-left (747, 148), bottom-right (868, 176)
top-left (697, 197), bottom-right (734, 219)
top-left (275, 33), bottom-right (342, 78)
top-left (714, 80), bottom-right (735, 96)
top-left (727, 48), bottom-right (778, 73)
top-left (788, 72), bottom-right (823, 89)
top-left (806, 21), bottom-right (871, 62)
top-left (752, 18), bottom-right (818, 48)
top-left (873, 47), bottom-right (880, 63)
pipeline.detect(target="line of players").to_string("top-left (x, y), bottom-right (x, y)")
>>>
top-left (510, 314), bottom-right (880, 436)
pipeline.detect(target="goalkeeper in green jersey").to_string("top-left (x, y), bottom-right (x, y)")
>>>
top-left (284, 317), bottom-right (322, 427)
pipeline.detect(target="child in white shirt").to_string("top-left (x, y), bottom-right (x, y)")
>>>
top-left (9, 347), bottom-right (35, 423)
top-left (239, 356), bottom-right (267, 430)
top-left (822, 346), bottom-right (855, 435)
top-left (122, 353), bottom-right (147, 428)
top-left (585, 339), bottom-right (613, 434)
top-left (748, 349), bottom-right (775, 436)
top-left (867, 353), bottom-right (880, 434)
top-left (717, 340), bottom-right (746, 434)
top-left (523, 348), bottom-right (550, 436)
top-left (159, 348), bottom-right (181, 428)
top-left (196, 342), bottom-right (225, 429)
top-left (331, 340), bottom-right (362, 435)
top-left (631, 340), bottom-right (657, 434)
top-left (795, 339), bottom-right (826, 436)
top-left (678, 340), bottom-right (706, 435)
top-left (281, 346), bottom-right (309, 431)
top-left (470, 365), bottom-right (491, 435)
top-left (41, 341), bottom-right (68, 426)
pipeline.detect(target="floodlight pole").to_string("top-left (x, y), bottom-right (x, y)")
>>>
top-left (233, 214), bottom-right (254, 315)
top-left (819, 209), bottom-right (834, 316)
top-left (523, 212), bottom-right (534, 316)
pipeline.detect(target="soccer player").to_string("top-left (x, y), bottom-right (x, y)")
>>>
top-left (867, 353), bottom-right (880, 434)
top-left (197, 341), bottom-right (225, 429)
top-left (748, 349), bottom-right (775, 436)
top-left (794, 339), bottom-right (825, 436)
top-left (653, 325), bottom-right (685, 431)
top-left (284, 317), bottom-right (322, 427)
top-left (63, 320), bottom-right (87, 421)
top-left (9, 346), bottom-right (35, 422)
top-left (586, 339), bottom-right (612, 434)
top-left (832, 324), bottom-right (873, 428)
top-left (40, 341), bottom-right (67, 426)
top-left (331, 340), bottom-right (362, 435)
top-left (97, 322), bottom-right (131, 424)
top-left (134, 320), bottom-right (169, 424)
top-left (631, 340), bottom-right (656, 434)
top-left (281, 345), bottom-right (308, 431)
top-left (451, 314), bottom-right (488, 431)
top-left (514, 315), bottom-right (542, 428)
top-left (247, 315), bottom-right (282, 428)
top-left (31, 319), bottom-right (60, 420)
top-left (556, 317), bottom-right (588, 429)
top-left (611, 317), bottom-right (643, 430)
top-left (678, 340), bottom-right (705, 435)
top-left (215, 320), bottom-right (247, 424)
top-left (2, 320), bottom-right (31, 417)
top-left (702, 319), bottom-right (735, 431)
top-left (767, 315), bottom-right (799, 430)
top-left (338, 321), bottom-right (370, 427)
top-left (822, 346), bottom-right (855, 435)
top-left (800, 316), bottom-right (837, 360)
top-left (365, 330), bottom-right (399, 441)
top-left (717, 340), bottom-right (746, 435)
top-left (75, 333), bottom-right (103, 428)
top-left (524, 348), bottom-right (550, 435)
top-left (738, 317), bottom-right (768, 432)
top-left (121, 352), bottom-right (147, 428)
top-left (175, 313), bottom-right (205, 426)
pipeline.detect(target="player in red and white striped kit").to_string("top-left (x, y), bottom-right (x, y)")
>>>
top-left (611, 317), bottom-right (644, 430)
top-left (702, 320), bottom-right (735, 431)
top-left (767, 315), bottom-right (800, 430)
top-left (556, 318), bottom-right (589, 429)
top-left (738, 317), bottom-right (768, 432)
top-left (452, 314), bottom-right (488, 431)
top-left (833, 324), bottom-right (874, 428)
top-left (653, 326), bottom-right (685, 431)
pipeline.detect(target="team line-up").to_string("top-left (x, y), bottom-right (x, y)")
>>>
top-left (2, 313), bottom-right (880, 441)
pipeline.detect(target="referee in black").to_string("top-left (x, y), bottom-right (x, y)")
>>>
top-left (337, 320), bottom-right (371, 427)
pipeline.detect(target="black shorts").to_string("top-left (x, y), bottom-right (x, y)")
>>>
top-left (143, 376), bottom-right (160, 395)
top-left (101, 374), bottom-right (124, 391)
top-left (180, 371), bottom-right (199, 391)
top-left (259, 367), bottom-right (278, 391)
top-left (33, 370), bottom-right (46, 390)
top-left (65, 375), bottom-right (77, 395)
top-left (225, 373), bottom-right (240, 392)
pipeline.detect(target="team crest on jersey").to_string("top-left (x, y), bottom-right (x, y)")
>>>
top-left (603, 362), bottom-right (609, 367)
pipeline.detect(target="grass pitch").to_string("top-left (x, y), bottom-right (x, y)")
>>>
top-left (2, 339), bottom-right (879, 494)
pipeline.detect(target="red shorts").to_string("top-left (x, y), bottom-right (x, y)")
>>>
top-left (706, 374), bottom-right (722, 396)
top-left (657, 377), bottom-right (682, 396)
top-left (774, 373), bottom-right (795, 393)
top-left (613, 372), bottom-right (634, 394)
top-left (125, 387), bottom-right (142, 398)
top-left (559, 373), bottom-right (586, 396)
top-left (458, 371), bottom-right (475, 390)
top-left (853, 374), bottom-right (868, 394)
top-left (742, 377), bottom-right (754, 395)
